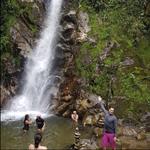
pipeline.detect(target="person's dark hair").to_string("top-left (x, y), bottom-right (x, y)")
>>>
top-left (108, 105), bottom-right (114, 109)
top-left (36, 116), bottom-right (41, 120)
top-left (24, 114), bottom-right (29, 121)
top-left (34, 133), bottom-right (42, 148)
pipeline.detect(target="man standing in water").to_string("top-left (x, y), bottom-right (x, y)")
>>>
top-left (71, 110), bottom-right (79, 129)
top-left (36, 115), bottom-right (45, 133)
top-left (98, 96), bottom-right (117, 150)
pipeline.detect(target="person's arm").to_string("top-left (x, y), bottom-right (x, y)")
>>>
top-left (114, 117), bottom-right (117, 135)
top-left (75, 114), bottom-right (79, 122)
top-left (25, 120), bottom-right (32, 125)
top-left (71, 114), bottom-right (74, 120)
top-left (100, 102), bottom-right (108, 115)
top-left (113, 117), bottom-right (117, 142)
top-left (97, 96), bottom-right (108, 114)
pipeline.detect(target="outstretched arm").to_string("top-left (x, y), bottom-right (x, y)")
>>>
top-left (100, 102), bottom-right (108, 115)
top-left (98, 96), bottom-right (108, 114)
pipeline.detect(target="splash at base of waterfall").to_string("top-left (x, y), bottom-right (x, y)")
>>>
top-left (1, 95), bottom-right (53, 121)
top-left (1, 110), bottom-right (52, 122)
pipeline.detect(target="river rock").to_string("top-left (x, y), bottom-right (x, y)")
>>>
top-left (62, 23), bottom-right (76, 39)
top-left (88, 94), bottom-right (100, 106)
top-left (80, 139), bottom-right (99, 150)
top-left (136, 131), bottom-right (146, 141)
top-left (121, 126), bottom-right (138, 137)
top-left (83, 112), bottom-right (103, 127)
top-left (57, 102), bottom-right (71, 114)
top-left (120, 57), bottom-right (134, 66)
top-left (62, 94), bottom-right (72, 102)
top-left (76, 99), bottom-right (91, 112)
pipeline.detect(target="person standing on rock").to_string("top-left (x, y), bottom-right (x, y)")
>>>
top-left (71, 110), bottom-right (79, 129)
top-left (98, 96), bottom-right (117, 150)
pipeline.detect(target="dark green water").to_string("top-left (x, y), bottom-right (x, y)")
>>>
top-left (1, 115), bottom-right (81, 150)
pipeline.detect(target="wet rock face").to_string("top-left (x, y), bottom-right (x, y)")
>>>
top-left (1, 0), bottom-right (46, 107)
top-left (54, 2), bottom-right (94, 118)
top-left (10, 0), bottom-right (45, 58)
top-left (52, 1), bottom-right (79, 114)
top-left (141, 112), bottom-right (150, 132)
top-left (78, 11), bottom-right (91, 33)
top-left (10, 22), bottom-right (33, 58)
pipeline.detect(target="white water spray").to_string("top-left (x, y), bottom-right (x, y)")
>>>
top-left (2, 0), bottom-right (63, 121)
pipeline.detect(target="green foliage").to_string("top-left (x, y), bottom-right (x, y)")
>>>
top-left (76, 0), bottom-right (150, 119)
top-left (0, 0), bottom-right (39, 74)
top-left (114, 71), bottom-right (150, 118)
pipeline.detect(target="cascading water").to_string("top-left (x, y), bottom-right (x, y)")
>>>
top-left (1, 0), bottom-right (63, 121)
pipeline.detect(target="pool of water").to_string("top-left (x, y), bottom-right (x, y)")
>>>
top-left (1, 115), bottom-right (81, 149)
top-left (1, 115), bottom-right (150, 149)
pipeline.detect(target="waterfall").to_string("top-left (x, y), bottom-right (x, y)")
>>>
top-left (1, 0), bottom-right (63, 121)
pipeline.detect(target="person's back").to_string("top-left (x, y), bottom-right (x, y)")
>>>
top-left (36, 116), bottom-right (44, 129)
top-left (29, 133), bottom-right (47, 150)
top-left (29, 144), bottom-right (47, 150)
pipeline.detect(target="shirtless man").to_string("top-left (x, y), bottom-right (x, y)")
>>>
top-left (36, 115), bottom-right (45, 133)
top-left (71, 110), bottom-right (79, 128)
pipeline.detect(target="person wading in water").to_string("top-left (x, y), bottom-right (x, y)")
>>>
top-left (98, 96), bottom-right (117, 150)
top-left (36, 115), bottom-right (45, 133)
top-left (29, 133), bottom-right (47, 150)
top-left (23, 114), bottom-right (32, 132)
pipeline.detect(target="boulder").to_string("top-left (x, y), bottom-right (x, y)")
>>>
top-left (136, 132), bottom-right (146, 141)
top-left (80, 139), bottom-right (99, 150)
top-left (78, 11), bottom-right (91, 33)
top-left (120, 57), bottom-right (134, 66)
top-left (62, 95), bottom-right (72, 102)
top-left (62, 10), bottom-right (77, 24)
top-left (57, 102), bottom-right (71, 114)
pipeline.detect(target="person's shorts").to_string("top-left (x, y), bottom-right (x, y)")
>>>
top-left (101, 132), bottom-right (116, 149)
